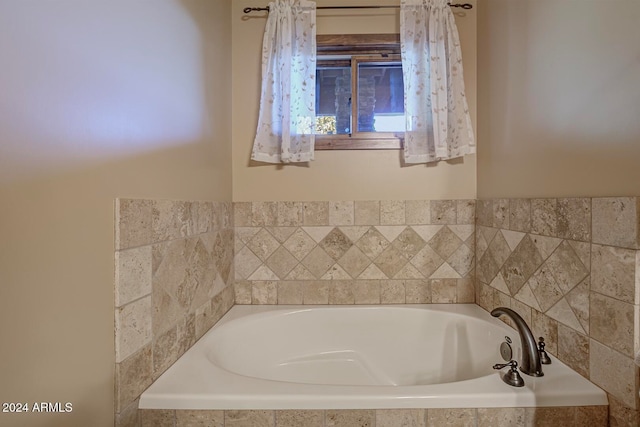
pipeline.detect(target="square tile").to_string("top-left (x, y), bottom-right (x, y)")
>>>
top-left (381, 200), bottom-right (405, 225)
top-left (115, 296), bottom-right (152, 363)
top-left (355, 200), bottom-right (380, 225)
top-left (592, 197), bottom-right (639, 249)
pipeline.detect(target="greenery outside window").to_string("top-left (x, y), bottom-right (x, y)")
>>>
top-left (315, 34), bottom-right (404, 150)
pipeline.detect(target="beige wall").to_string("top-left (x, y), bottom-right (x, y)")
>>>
top-left (0, 1), bottom-right (231, 426)
top-left (232, 0), bottom-right (477, 202)
top-left (477, 0), bottom-right (640, 198)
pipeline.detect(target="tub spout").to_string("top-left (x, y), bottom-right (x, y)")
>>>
top-left (491, 307), bottom-right (543, 377)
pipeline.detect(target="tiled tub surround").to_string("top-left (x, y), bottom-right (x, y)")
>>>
top-left (476, 197), bottom-right (640, 426)
top-left (114, 199), bottom-right (235, 426)
top-left (233, 200), bottom-right (476, 305)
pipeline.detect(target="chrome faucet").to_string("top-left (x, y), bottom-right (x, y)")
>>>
top-left (491, 307), bottom-right (543, 377)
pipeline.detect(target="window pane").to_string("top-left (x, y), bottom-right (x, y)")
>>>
top-left (316, 66), bottom-right (351, 134)
top-left (357, 62), bottom-right (404, 132)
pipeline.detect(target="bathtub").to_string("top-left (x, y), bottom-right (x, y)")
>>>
top-left (139, 304), bottom-right (607, 410)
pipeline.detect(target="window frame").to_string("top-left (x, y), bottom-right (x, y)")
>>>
top-left (315, 34), bottom-right (404, 151)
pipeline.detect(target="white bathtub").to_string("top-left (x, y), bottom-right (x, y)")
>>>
top-left (139, 304), bottom-right (607, 410)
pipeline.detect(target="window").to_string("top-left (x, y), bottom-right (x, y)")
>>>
top-left (315, 34), bottom-right (404, 150)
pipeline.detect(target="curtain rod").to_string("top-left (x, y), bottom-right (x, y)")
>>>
top-left (243, 3), bottom-right (473, 13)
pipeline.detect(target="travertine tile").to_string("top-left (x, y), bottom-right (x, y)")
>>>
top-left (381, 280), bottom-right (406, 303)
top-left (476, 200), bottom-right (493, 227)
top-left (265, 227), bottom-right (297, 244)
top-left (234, 281), bottom-right (252, 304)
top-left (427, 408), bottom-right (476, 427)
top-left (432, 279), bottom-right (457, 303)
top-left (524, 407), bottom-right (575, 427)
top-left (591, 244), bottom-right (636, 303)
top-left (277, 201), bottom-right (303, 226)
top-left (116, 296), bottom-right (152, 363)
top-left (252, 281), bottom-right (277, 304)
top-left (448, 243), bottom-right (474, 278)
top-left (590, 339), bottom-right (637, 408)
top-left (117, 199), bottom-right (153, 249)
top-left (355, 200), bottom-right (380, 225)
top-left (431, 200), bottom-right (457, 224)
top-left (265, 246), bottom-right (298, 279)
top-left (592, 197), bottom-right (639, 249)
top-left (532, 199), bottom-right (557, 237)
top-left (326, 409), bottom-right (375, 427)
top-left (286, 263), bottom-right (316, 280)
top-left (251, 202), bottom-right (277, 226)
top-left (303, 281), bottom-right (329, 304)
top-left (338, 246), bottom-right (371, 278)
top-left (531, 309), bottom-right (558, 355)
top-left (176, 410), bottom-right (224, 427)
top-left (565, 278), bottom-right (590, 334)
top-left (428, 226), bottom-right (462, 260)
top-left (225, 410), bottom-right (275, 427)
top-left (276, 410), bottom-right (323, 427)
top-left (301, 247), bottom-right (334, 278)
top-left (355, 227), bottom-right (391, 260)
top-left (233, 202), bottom-right (252, 227)
top-left (303, 202), bottom-right (329, 226)
top-left (509, 199), bottom-right (531, 233)
top-left (477, 282), bottom-right (496, 311)
top-left (478, 407), bottom-right (524, 427)
top-left (153, 325), bottom-right (179, 378)
top-left (234, 245), bottom-right (262, 280)
top-left (140, 409), bottom-right (175, 427)
top-left (376, 409), bottom-right (426, 427)
top-left (528, 265), bottom-right (563, 312)
top-left (410, 245), bottom-right (444, 278)
top-left (590, 293), bottom-right (634, 357)
top-left (319, 228), bottom-right (353, 260)
top-left (152, 200), bottom-right (193, 241)
top-left (547, 298), bottom-right (584, 333)
top-left (393, 227), bottom-right (427, 260)
top-left (405, 200), bottom-right (430, 225)
top-left (277, 282), bottom-right (303, 304)
top-left (375, 245), bottom-right (409, 278)
top-left (115, 345), bottom-right (153, 413)
top-left (575, 406), bottom-right (608, 427)
top-left (381, 200), bottom-right (406, 225)
top-left (246, 228), bottom-right (280, 262)
top-left (283, 228), bottom-right (316, 261)
top-left (329, 201), bottom-right (354, 225)
top-left (558, 323), bottom-right (589, 378)
top-left (557, 198), bottom-right (591, 241)
top-left (457, 278), bottom-right (475, 303)
top-left (500, 235), bottom-right (543, 296)
top-left (116, 246), bottom-right (152, 307)
top-left (492, 199), bottom-right (510, 229)
top-left (544, 240), bottom-right (589, 294)
top-left (353, 280), bottom-right (381, 304)
top-left (329, 281), bottom-right (355, 304)
top-left (115, 399), bottom-right (140, 427)
top-left (405, 280), bottom-right (431, 303)
top-left (456, 199), bottom-right (476, 225)
top-left (608, 395), bottom-right (640, 427)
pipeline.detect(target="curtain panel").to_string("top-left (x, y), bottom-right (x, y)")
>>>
top-left (251, 0), bottom-right (317, 164)
top-left (400, 0), bottom-right (475, 163)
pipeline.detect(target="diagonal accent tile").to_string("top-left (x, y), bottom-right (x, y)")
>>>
top-left (338, 246), bottom-right (371, 278)
top-left (514, 283), bottom-right (542, 311)
top-left (283, 228), bottom-right (316, 261)
top-left (285, 264), bottom-right (316, 280)
top-left (319, 228), bottom-right (353, 260)
top-left (410, 245), bottom-right (444, 278)
top-left (411, 225), bottom-right (443, 243)
top-left (490, 272), bottom-right (510, 294)
top-left (248, 265), bottom-right (279, 280)
top-left (430, 262), bottom-right (462, 279)
top-left (265, 226), bottom-right (297, 243)
top-left (566, 277), bottom-right (590, 334)
top-left (322, 264), bottom-right (352, 280)
top-left (246, 228), bottom-right (280, 261)
top-left (449, 225), bottom-right (475, 242)
top-left (545, 241), bottom-right (589, 294)
top-left (393, 227), bottom-right (427, 260)
top-left (375, 225), bottom-right (406, 243)
top-left (476, 231), bottom-right (489, 261)
top-left (428, 226), bottom-right (463, 260)
top-left (234, 245), bottom-right (262, 280)
top-left (339, 226), bottom-right (371, 243)
top-left (265, 246), bottom-right (298, 279)
top-left (480, 226), bottom-right (499, 243)
top-left (547, 297), bottom-right (585, 333)
top-left (302, 226), bottom-right (334, 243)
top-left (531, 234), bottom-right (562, 260)
top-left (487, 230), bottom-right (511, 268)
top-left (567, 240), bottom-right (591, 270)
top-left (358, 264), bottom-right (387, 279)
top-left (375, 245), bottom-right (408, 278)
top-left (355, 227), bottom-right (390, 260)
top-left (528, 265), bottom-right (564, 312)
top-left (447, 243), bottom-right (474, 278)
top-left (501, 235), bottom-right (544, 296)
top-left (301, 247), bottom-right (334, 279)
top-left (235, 227), bottom-right (261, 244)
top-left (393, 262), bottom-right (425, 279)
top-left (501, 229), bottom-right (526, 251)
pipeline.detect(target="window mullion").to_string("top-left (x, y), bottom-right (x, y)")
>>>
top-left (350, 57), bottom-right (358, 137)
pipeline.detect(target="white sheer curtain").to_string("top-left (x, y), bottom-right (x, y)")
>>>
top-left (251, 0), bottom-right (317, 164)
top-left (400, 0), bottom-right (475, 163)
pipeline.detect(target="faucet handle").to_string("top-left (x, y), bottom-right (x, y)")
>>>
top-left (493, 360), bottom-right (525, 387)
top-left (538, 337), bottom-right (552, 365)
